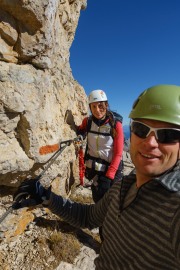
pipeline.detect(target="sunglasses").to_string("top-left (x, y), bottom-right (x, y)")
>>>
top-left (130, 121), bottom-right (180, 144)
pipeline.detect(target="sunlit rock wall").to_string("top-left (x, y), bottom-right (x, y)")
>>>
top-left (0, 0), bottom-right (88, 193)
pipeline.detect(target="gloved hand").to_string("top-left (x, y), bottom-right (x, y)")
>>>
top-left (97, 176), bottom-right (112, 199)
top-left (13, 178), bottom-right (51, 209)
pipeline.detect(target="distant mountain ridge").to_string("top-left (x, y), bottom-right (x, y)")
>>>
top-left (123, 124), bottom-right (130, 140)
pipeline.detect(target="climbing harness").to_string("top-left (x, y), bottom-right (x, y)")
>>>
top-left (0, 136), bottom-right (83, 224)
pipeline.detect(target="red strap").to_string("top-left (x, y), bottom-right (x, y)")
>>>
top-left (79, 146), bottom-right (85, 186)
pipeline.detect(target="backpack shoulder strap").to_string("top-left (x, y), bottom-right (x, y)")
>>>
top-left (110, 110), bottom-right (123, 124)
top-left (107, 110), bottom-right (123, 138)
top-left (86, 115), bottom-right (92, 133)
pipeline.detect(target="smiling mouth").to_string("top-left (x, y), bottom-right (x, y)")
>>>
top-left (140, 153), bottom-right (159, 159)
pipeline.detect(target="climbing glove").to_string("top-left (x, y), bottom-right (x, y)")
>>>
top-left (13, 178), bottom-right (51, 209)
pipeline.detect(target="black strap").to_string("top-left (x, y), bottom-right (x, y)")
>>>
top-left (85, 154), bottom-right (110, 166)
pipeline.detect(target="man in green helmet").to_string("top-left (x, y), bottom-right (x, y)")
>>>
top-left (14, 84), bottom-right (180, 270)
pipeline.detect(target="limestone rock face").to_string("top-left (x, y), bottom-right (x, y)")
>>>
top-left (0, 0), bottom-right (88, 192)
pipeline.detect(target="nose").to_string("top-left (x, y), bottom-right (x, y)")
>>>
top-left (144, 132), bottom-right (159, 146)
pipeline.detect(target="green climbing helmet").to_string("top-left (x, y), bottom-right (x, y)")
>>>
top-left (129, 84), bottom-right (180, 126)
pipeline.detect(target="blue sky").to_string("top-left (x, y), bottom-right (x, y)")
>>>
top-left (70, 0), bottom-right (180, 125)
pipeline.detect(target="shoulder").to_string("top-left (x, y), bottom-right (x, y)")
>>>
top-left (82, 117), bottom-right (89, 125)
top-left (115, 120), bottom-right (123, 127)
top-left (114, 120), bottom-right (123, 133)
top-left (109, 180), bottom-right (122, 199)
top-left (77, 117), bottom-right (89, 132)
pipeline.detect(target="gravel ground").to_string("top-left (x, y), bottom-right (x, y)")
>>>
top-left (0, 154), bottom-right (134, 270)
top-left (0, 185), bottom-right (100, 270)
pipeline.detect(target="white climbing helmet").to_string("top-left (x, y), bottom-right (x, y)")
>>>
top-left (88, 89), bottom-right (108, 104)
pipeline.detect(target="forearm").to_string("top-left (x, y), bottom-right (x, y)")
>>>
top-left (47, 192), bottom-right (106, 229)
top-left (106, 122), bottom-right (124, 179)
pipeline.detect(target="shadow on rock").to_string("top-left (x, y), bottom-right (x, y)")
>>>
top-left (34, 216), bottom-right (101, 254)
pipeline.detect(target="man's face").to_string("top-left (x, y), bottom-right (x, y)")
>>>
top-left (130, 119), bottom-right (180, 184)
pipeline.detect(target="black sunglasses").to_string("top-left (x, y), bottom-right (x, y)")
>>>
top-left (130, 121), bottom-right (180, 144)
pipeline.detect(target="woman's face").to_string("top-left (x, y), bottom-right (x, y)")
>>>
top-left (90, 101), bottom-right (108, 119)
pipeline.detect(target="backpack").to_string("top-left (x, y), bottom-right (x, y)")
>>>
top-left (110, 111), bottom-right (123, 125)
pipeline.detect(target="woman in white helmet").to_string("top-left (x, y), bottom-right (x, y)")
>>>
top-left (77, 89), bottom-right (124, 204)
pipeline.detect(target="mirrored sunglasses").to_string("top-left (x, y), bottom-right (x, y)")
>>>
top-left (130, 120), bottom-right (180, 144)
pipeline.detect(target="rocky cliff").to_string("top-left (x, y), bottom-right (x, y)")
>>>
top-left (0, 0), bottom-right (88, 195)
top-left (0, 2), bottom-right (135, 268)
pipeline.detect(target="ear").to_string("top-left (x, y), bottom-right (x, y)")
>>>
top-left (178, 142), bottom-right (180, 159)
